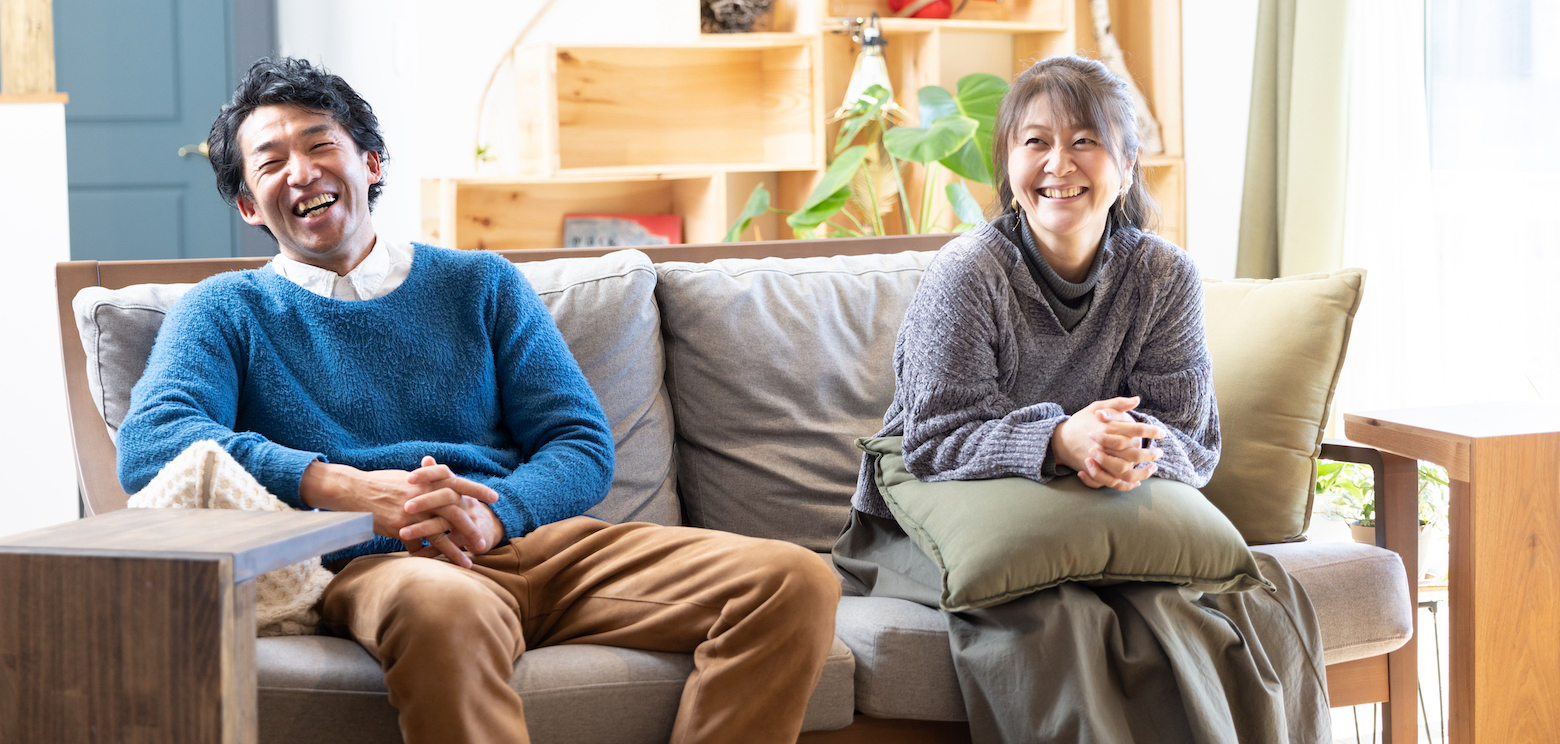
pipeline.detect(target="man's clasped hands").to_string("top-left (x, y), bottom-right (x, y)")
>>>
top-left (300, 456), bottom-right (503, 568)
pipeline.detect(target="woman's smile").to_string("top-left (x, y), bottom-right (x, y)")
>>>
top-left (1038, 186), bottom-right (1088, 200)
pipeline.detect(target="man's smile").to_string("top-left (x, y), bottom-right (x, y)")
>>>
top-left (294, 193), bottom-right (338, 217)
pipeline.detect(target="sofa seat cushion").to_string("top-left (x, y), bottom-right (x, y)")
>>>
top-left (835, 540), bottom-right (1411, 721)
top-left (834, 596), bottom-right (966, 721)
top-left (654, 251), bottom-right (936, 550)
top-left (1253, 541), bottom-right (1414, 664)
top-left (256, 634), bottom-right (856, 742)
top-left (71, 247), bottom-right (677, 526)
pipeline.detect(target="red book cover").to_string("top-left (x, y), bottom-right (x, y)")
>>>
top-left (562, 213), bottom-right (682, 248)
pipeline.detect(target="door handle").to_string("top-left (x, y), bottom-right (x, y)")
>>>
top-left (178, 140), bottom-right (210, 158)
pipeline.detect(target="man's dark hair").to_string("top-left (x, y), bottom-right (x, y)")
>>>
top-left (208, 57), bottom-right (388, 220)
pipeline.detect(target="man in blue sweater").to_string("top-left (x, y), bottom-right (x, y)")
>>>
top-left (116, 57), bottom-right (839, 744)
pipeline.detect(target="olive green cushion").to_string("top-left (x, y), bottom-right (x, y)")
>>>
top-left (859, 437), bottom-right (1273, 613)
top-left (1200, 269), bottom-right (1367, 544)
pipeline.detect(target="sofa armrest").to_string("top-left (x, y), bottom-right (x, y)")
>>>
top-left (1318, 438), bottom-right (1419, 589)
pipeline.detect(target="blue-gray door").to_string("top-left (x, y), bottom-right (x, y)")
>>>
top-left (56, 0), bottom-right (276, 260)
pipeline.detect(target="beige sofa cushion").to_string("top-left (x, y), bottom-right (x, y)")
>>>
top-left (1200, 269), bottom-right (1367, 544)
top-left (256, 635), bottom-right (856, 742)
top-left (70, 248), bottom-right (677, 526)
top-left (654, 251), bottom-right (937, 550)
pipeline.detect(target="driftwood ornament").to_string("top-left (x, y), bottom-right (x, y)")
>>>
top-left (1089, 0), bottom-right (1164, 155)
top-left (701, 0), bottom-right (775, 33)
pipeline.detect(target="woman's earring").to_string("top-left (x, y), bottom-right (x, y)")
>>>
top-left (1010, 196), bottom-right (1020, 213)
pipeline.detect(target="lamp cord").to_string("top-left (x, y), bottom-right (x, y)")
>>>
top-left (472, 0), bottom-right (562, 168)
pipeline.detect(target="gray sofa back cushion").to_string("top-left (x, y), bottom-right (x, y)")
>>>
top-left (654, 251), bottom-right (936, 550)
top-left (72, 282), bottom-right (196, 440)
top-left (70, 248), bottom-right (677, 526)
top-left (523, 250), bottom-right (677, 525)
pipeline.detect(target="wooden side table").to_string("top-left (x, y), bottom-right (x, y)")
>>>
top-left (1345, 404), bottom-right (1560, 744)
top-left (0, 508), bottom-right (372, 744)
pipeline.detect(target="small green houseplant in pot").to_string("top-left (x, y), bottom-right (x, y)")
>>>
top-left (1318, 460), bottom-right (1450, 578)
top-left (1317, 461), bottom-right (1377, 544)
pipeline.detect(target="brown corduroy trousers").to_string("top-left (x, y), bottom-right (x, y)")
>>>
top-left (319, 516), bottom-right (841, 744)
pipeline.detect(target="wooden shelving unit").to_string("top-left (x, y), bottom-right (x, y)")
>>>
top-left (423, 0), bottom-right (1186, 250)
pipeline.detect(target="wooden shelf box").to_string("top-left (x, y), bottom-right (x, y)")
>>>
top-left (509, 38), bottom-right (824, 177)
top-left (421, 173), bottom-right (784, 251)
top-left (1141, 156), bottom-right (1185, 248)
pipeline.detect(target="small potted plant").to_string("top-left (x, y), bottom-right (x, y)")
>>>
top-left (1318, 461), bottom-right (1377, 543)
top-left (1319, 460), bottom-right (1450, 578)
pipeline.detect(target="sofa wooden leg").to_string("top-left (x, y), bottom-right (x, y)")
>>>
top-left (1379, 451), bottom-right (1420, 744)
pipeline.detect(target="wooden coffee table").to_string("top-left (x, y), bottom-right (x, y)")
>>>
top-left (0, 508), bottom-right (372, 744)
top-left (1345, 404), bottom-right (1560, 744)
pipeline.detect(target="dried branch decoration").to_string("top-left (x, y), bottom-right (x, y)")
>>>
top-left (1089, 0), bottom-right (1164, 155)
top-left (701, 0), bottom-right (776, 33)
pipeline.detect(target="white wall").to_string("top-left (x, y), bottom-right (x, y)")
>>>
top-left (1181, 0), bottom-right (1259, 279)
top-left (0, 102), bottom-right (80, 535)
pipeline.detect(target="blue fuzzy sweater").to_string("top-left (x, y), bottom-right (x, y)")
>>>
top-left (117, 245), bottom-right (615, 563)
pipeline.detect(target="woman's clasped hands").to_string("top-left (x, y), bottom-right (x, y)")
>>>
top-left (1052, 396), bottom-right (1166, 491)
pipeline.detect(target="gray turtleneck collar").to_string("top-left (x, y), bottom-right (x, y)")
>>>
top-left (1011, 214), bottom-right (1106, 331)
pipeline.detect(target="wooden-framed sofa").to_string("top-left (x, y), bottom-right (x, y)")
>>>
top-left (52, 234), bottom-right (1421, 743)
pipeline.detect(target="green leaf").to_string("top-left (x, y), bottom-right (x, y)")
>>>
top-left (883, 115), bottom-right (978, 165)
top-left (955, 73), bottom-right (1009, 176)
top-left (786, 189), bottom-right (852, 232)
top-left (723, 183), bottom-right (772, 242)
top-left (939, 140), bottom-right (990, 184)
top-left (787, 145), bottom-right (869, 231)
top-left (917, 85), bottom-right (959, 125)
top-left (944, 182), bottom-right (985, 226)
top-left (919, 85), bottom-right (990, 181)
top-left (835, 85), bottom-right (890, 155)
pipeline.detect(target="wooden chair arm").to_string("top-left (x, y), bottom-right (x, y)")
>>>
top-left (1319, 438), bottom-right (1419, 611)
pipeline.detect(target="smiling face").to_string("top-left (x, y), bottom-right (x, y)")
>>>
top-left (235, 104), bottom-right (381, 274)
top-left (1006, 94), bottom-right (1130, 267)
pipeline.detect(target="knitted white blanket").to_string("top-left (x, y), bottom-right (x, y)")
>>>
top-left (127, 440), bottom-right (336, 636)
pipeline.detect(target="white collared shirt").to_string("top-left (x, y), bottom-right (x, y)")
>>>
top-left (269, 239), bottom-right (415, 301)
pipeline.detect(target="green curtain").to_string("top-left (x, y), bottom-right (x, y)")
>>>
top-left (1237, 0), bottom-right (1353, 279)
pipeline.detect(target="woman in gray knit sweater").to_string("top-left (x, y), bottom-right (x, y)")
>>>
top-left (836, 57), bottom-right (1330, 743)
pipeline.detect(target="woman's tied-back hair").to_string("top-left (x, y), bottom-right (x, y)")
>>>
top-left (992, 56), bottom-right (1158, 232)
top-left (208, 57), bottom-right (388, 232)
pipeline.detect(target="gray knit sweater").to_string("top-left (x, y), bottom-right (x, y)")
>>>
top-left (852, 214), bottom-right (1221, 519)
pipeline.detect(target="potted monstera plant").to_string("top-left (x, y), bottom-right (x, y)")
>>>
top-left (725, 73), bottom-right (1009, 242)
